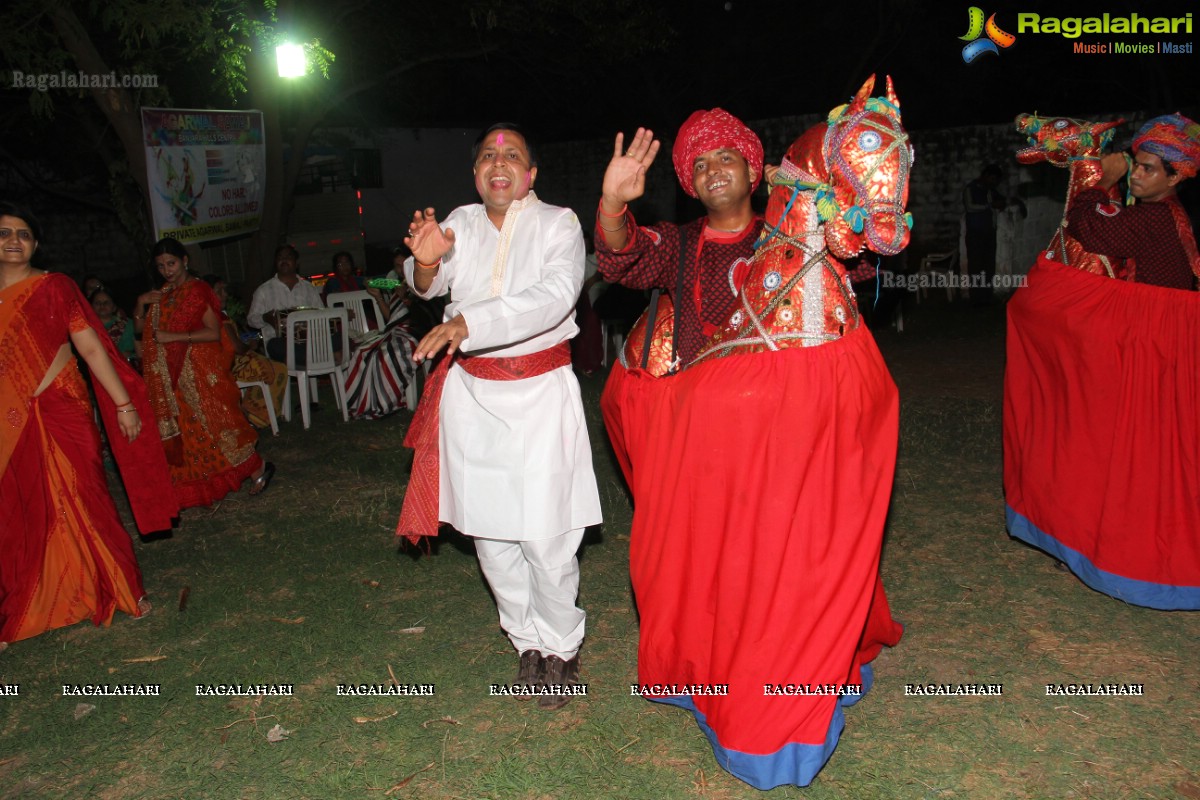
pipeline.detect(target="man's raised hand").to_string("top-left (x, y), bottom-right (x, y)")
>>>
top-left (1097, 152), bottom-right (1131, 190)
top-left (600, 128), bottom-right (661, 213)
top-left (404, 208), bottom-right (455, 265)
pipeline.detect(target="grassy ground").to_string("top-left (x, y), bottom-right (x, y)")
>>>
top-left (1, 296), bottom-right (1198, 799)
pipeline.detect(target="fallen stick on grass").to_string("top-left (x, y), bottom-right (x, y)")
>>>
top-left (214, 713), bottom-right (276, 730)
top-left (375, 762), bottom-right (435, 795)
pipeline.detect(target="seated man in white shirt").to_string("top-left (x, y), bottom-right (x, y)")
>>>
top-left (247, 244), bottom-right (326, 364)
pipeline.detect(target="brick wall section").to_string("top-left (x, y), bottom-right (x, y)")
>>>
top-left (0, 162), bottom-right (143, 286)
top-left (36, 210), bottom-right (144, 285)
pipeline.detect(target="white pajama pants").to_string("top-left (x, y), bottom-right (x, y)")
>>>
top-left (473, 527), bottom-right (586, 660)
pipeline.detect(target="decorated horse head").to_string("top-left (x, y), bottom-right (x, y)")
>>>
top-left (1015, 113), bottom-right (1122, 181)
top-left (1013, 113), bottom-right (1125, 276)
top-left (689, 74), bottom-right (912, 365)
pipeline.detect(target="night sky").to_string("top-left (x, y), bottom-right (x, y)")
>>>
top-left (350, 0), bottom-right (1198, 142)
top-left (1, 0), bottom-right (1195, 209)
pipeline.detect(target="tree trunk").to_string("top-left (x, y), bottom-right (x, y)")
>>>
top-left (46, 3), bottom-right (153, 240)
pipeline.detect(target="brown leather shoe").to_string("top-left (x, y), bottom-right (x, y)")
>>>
top-left (538, 654), bottom-right (580, 710)
top-left (515, 650), bottom-right (543, 701)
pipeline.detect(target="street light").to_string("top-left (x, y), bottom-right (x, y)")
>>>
top-left (276, 43), bottom-right (306, 78)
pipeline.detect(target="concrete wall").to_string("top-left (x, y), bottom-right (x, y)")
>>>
top-left (10, 112), bottom-right (1163, 294)
top-left (356, 128), bottom-right (481, 251)
top-left (902, 121), bottom-right (1066, 274)
top-left (232, 118), bottom-right (1072, 288)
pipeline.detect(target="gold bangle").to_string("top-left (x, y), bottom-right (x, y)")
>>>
top-left (188, 332), bottom-right (192, 343)
top-left (117, 408), bottom-right (138, 414)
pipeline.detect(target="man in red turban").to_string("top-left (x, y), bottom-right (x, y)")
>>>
top-left (1066, 112), bottom-right (1200, 289)
top-left (593, 104), bottom-right (908, 787)
top-left (594, 109), bottom-right (765, 365)
top-left (594, 110), bottom-right (772, 775)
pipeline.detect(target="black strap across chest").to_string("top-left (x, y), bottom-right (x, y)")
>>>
top-left (639, 226), bottom-right (689, 371)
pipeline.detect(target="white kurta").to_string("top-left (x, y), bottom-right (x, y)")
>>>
top-left (406, 199), bottom-right (602, 541)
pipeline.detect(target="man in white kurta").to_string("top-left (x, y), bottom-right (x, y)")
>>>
top-left (401, 124), bottom-right (601, 709)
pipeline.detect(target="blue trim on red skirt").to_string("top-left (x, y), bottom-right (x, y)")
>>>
top-left (650, 662), bottom-right (876, 790)
top-left (1006, 504), bottom-right (1200, 611)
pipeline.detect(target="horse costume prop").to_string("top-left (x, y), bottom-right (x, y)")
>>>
top-left (601, 75), bottom-right (909, 788)
top-left (623, 76), bottom-right (912, 376)
top-left (1013, 113), bottom-right (1125, 277)
top-left (1004, 114), bottom-right (1200, 610)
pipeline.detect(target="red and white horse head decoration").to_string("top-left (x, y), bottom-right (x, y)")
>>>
top-left (692, 75), bottom-right (913, 365)
top-left (820, 75), bottom-right (913, 260)
top-left (1015, 113), bottom-right (1123, 190)
top-left (1013, 113), bottom-right (1125, 277)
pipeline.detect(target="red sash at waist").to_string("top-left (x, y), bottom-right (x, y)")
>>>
top-left (396, 342), bottom-right (571, 544)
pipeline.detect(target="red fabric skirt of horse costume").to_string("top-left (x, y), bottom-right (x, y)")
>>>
top-left (1005, 255), bottom-right (1200, 609)
top-left (601, 324), bottom-right (903, 789)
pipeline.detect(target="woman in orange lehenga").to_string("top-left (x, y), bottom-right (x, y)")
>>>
top-left (133, 239), bottom-right (275, 509)
top-left (0, 203), bottom-right (177, 652)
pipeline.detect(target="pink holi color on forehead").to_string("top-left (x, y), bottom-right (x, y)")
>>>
top-left (496, 133), bottom-right (505, 146)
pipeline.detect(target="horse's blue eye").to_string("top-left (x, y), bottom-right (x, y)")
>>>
top-left (858, 131), bottom-right (882, 152)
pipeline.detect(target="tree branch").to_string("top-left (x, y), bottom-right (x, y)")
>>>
top-left (44, 2), bottom-right (149, 201)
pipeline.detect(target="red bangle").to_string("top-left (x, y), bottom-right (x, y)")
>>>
top-left (598, 201), bottom-right (627, 218)
top-left (414, 258), bottom-right (441, 270)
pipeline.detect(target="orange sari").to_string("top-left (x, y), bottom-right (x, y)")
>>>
top-left (142, 279), bottom-right (262, 508)
top-left (225, 314), bottom-right (288, 430)
top-left (0, 274), bottom-right (175, 644)
top-left (231, 350), bottom-right (288, 428)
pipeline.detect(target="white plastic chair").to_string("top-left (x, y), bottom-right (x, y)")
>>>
top-left (326, 290), bottom-right (384, 337)
top-left (237, 380), bottom-right (279, 435)
top-left (918, 251), bottom-right (959, 303)
top-left (282, 308), bottom-right (350, 429)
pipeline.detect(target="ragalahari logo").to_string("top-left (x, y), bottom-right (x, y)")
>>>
top-left (960, 7), bottom-right (1016, 62)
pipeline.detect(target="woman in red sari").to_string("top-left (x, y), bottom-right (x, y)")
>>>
top-left (133, 239), bottom-right (275, 508)
top-left (0, 203), bottom-right (176, 652)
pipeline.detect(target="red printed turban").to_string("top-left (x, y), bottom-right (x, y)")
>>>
top-left (672, 109), bottom-right (764, 198)
top-left (1133, 113), bottom-right (1200, 179)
